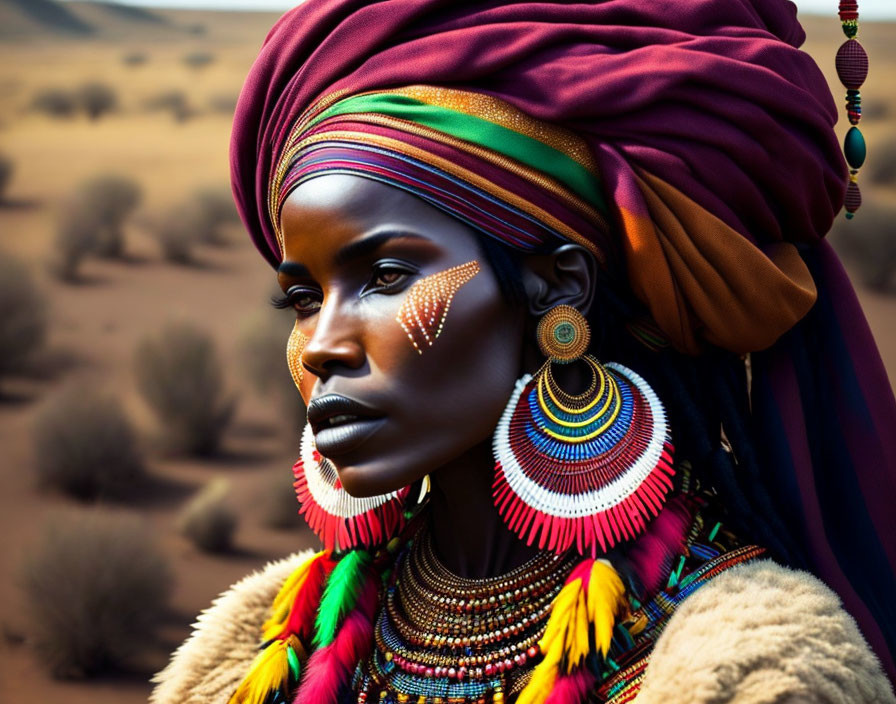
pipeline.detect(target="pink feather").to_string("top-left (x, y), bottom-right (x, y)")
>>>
top-left (544, 668), bottom-right (596, 704)
top-left (284, 553), bottom-right (336, 644)
top-left (625, 494), bottom-right (694, 595)
top-left (292, 572), bottom-right (378, 704)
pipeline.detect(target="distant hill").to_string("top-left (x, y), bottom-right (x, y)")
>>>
top-left (0, 0), bottom-right (169, 40)
top-left (0, 0), bottom-right (93, 37)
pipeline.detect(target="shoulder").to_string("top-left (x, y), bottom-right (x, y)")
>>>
top-left (637, 559), bottom-right (895, 703)
top-left (149, 550), bottom-right (315, 704)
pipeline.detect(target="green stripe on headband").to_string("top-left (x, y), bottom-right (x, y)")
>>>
top-left (308, 93), bottom-right (607, 215)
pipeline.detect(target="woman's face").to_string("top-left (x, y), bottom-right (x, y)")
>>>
top-left (278, 174), bottom-right (526, 497)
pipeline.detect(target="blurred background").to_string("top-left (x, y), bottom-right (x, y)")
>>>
top-left (0, 1), bottom-right (893, 701)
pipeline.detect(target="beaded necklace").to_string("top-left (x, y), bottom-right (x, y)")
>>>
top-left (353, 530), bottom-right (578, 704)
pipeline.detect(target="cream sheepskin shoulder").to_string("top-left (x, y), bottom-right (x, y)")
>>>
top-left (149, 550), bottom-right (314, 704)
top-left (637, 559), bottom-right (895, 704)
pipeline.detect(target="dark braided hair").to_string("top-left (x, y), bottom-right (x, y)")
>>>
top-left (475, 231), bottom-right (808, 569)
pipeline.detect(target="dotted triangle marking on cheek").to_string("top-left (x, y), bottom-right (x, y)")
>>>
top-left (396, 260), bottom-right (480, 354)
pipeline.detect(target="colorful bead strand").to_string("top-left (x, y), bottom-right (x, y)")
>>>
top-left (836, 1), bottom-right (868, 218)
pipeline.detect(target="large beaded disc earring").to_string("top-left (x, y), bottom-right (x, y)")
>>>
top-left (287, 321), bottom-right (410, 552)
top-left (492, 305), bottom-right (676, 556)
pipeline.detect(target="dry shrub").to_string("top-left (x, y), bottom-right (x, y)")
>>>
top-left (75, 174), bottom-right (142, 258)
top-left (149, 190), bottom-right (237, 260)
top-left (182, 51), bottom-right (215, 70)
top-left (148, 203), bottom-right (199, 263)
top-left (21, 511), bottom-right (172, 678)
top-left (0, 152), bottom-right (13, 201)
top-left (30, 87), bottom-right (77, 119)
top-left (868, 136), bottom-right (896, 188)
top-left (178, 477), bottom-right (237, 552)
top-left (192, 186), bottom-right (240, 245)
top-left (32, 385), bottom-right (144, 500)
top-left (238, 307), bottom-right (306, 427)
top-left (50, 198), bottom-right (96, 281)
top-left (121, 51), bottom-right (148, 67)
top-left (0, 254), bottom-right (47, 387)
top-left (134, 322), bottom-right (235, 455)
top-left (830, 202), bottom-right (896, 292)
top-left (207, 93), bottom-right (238, 115)
top-left (76, 82), bottom-right (118, 121)
top-left (143, 89), bottom-right (193, 123)
top-left (259, 473), bottom-right (302, 530)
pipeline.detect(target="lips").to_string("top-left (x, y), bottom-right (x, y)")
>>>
top-left (306, 394), bottom-right (386, 456)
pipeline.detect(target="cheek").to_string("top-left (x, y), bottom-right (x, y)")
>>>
top-left (286, 321), bottom-right (315, 403)
top-left (394, 260), bottom-right (481, 354)
top-left (377, 265), bottom-right (522, 437)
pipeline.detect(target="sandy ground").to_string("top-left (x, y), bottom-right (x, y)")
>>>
top-left (0, 6), bottom-right (894, 704)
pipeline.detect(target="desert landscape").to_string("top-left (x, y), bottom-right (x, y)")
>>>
top-left (0, 1), bottom-right (893, 702)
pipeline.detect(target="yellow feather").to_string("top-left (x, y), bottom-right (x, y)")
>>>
top-left (523, 560), bottom-right (629, 701)
top-left (587, 561), bottom-right (627, 657)
top-left (517, 646), bottom-right (561, 704)
top-left (262, 551), bottom-right (324, 641)
top-left (538, 584), bottom-right (575, 660)
top-left (567, 592), bottom-right (590, 672)
top-left (228, 638), bottom-right (292, 704)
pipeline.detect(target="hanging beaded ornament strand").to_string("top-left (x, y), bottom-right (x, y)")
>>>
top-left (837, 0), bottom-right (869, 218)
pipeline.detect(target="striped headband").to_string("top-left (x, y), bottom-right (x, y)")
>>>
top-left (270, 85), bottom-right (613, 266)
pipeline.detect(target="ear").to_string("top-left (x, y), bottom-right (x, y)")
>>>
top-left (519, 244), bottom-right (598, 318)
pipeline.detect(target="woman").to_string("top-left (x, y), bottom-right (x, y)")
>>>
top-left (151, 1), bottom-right (896, 702)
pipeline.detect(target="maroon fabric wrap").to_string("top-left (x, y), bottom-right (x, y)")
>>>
top-left (230, 0), bottom-right (843, 272)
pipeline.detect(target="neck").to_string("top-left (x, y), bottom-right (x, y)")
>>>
top-left (426, 438), bottom-right (541, 579)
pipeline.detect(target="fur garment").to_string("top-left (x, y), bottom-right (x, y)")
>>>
top-left (149, 555), bottom-right (894, 703)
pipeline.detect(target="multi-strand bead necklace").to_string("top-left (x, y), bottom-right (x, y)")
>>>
top-left (352, 531), bottom-right (577, 703)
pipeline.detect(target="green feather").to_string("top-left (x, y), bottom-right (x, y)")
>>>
top-left (312, 549), bottom-right (371, 648)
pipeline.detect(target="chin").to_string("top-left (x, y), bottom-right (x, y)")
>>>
top-left (330, 457), bottom-right (411, 499)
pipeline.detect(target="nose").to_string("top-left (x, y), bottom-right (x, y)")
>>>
top-left (300, 297), bottom-right (365, 380)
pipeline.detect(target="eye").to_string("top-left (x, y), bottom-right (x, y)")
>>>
top-left (271, 286), bottom-right (322, 316)
top-left (362, 259), bottom-right (417, 296)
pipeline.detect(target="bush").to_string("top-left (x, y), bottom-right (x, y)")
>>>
top-left (191, 186), bottom-right (240, 245)
top-left (207, 93), bottom-right (238, 115)
top-left (148, 203), bottom-right (199, 263)
top-left (75, 174), bottom-right (142, 258)
top-left (143, 89), bottom-right (193, 123)
top-left (76, 82), bottom-right (118, 121)
top-left (830, 202), bottom-right (896, 292)
top-left (0, 152), bottom-right (13, 201)
top-left (32, 385), bottom-right (144, 500)
top-left (259, 474), bottom-right (302, 530)
top-left (50, 198), bottom-right (96, 281)
top-left (20, 511), bottom-right (172, 677)
top-left (121, 51), bottom-right (148, 67)
top-left (178, 478), bottom-right (237, 552)
top-left (182, 51), bottom-right (215, 70)
top-left (0, 254), bottom-right (47, 388)
top-left (31, 87), bottom-right (77, 119)
top-left (238, 307), bottom-right (306, 427)
top-left (134, 322), bottom-right (235, 455)
top-left (868, 136), bottom-right (896, 188)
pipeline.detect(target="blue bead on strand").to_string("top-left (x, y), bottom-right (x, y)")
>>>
top-left (837, 1), bottom-right (867, 219)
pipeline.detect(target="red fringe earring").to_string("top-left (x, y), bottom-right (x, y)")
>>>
top-left (492, 305), bottom-right (675, 557)
top-left (293, 423), bottom-right (409, 552)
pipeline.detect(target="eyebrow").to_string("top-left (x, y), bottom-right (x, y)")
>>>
top-left (277, 230), bottom-right (430, 278)
top-left (333, 230), bottom-right (429, 268)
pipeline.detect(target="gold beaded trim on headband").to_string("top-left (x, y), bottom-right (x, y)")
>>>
top-left (274, 129), bottom-right (606, 262)
top-left (386, 85), bottom-right (598, 173)
top-left (269, 85), bottom-right (608, 260)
